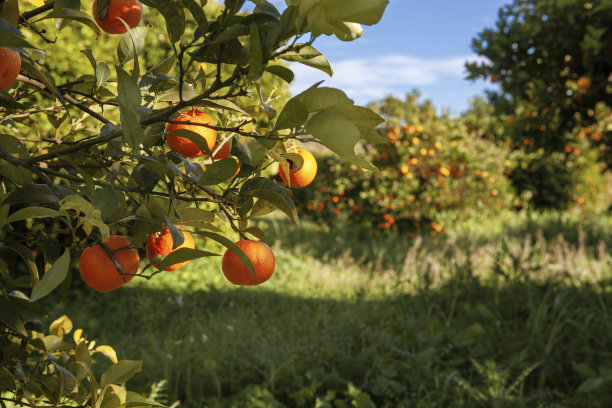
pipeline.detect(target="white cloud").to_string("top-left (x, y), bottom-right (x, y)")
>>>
top-left (289, 54), bottom-right (486, 106)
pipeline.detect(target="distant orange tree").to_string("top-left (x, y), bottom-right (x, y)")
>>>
top-left (291, 93), bottom-right (513, 235)
top-left (466, 0), bottom-right (612, 208)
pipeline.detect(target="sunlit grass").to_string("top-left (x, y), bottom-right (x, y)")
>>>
top-left (49, 210), bottom-right (612, 407)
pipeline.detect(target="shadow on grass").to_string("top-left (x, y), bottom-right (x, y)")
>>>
top-left (51, 271), bottom-right (612, 408)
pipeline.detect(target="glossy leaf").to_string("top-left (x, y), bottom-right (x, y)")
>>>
top-left (100, 360), bottom-right (143, 388)
top-left (116, 66), bottom-right (144, 149)
top-left (0, 295), bottom-right (26, 336)
top-left (157, 248), bottom-right (219, 270)
top-left (148, 0), bottom-right (185, 43)
top-left (240, 177), bottom-right (299, 225)
top-left (265, 64), bottom-right (294, 84)
top-left (280, 44), bottom-right (332, 76)
top-left (199, 158), bottom-right (239, 185)
top-left (30, 250), bottom-right (70, 301)
top-left (2, 184), bottom-right (71, 206)
top-left (274, 97), bottom-right (308, 130)
top-left (196, 230), bottom-right (254, 274)
top-left (7, 207), bottom-right (59, 224)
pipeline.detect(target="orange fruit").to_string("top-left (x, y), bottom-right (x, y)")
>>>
top-left (79, 235), bottom-right (139, 292)
top-left (146, 226), bottom-right (195, 271)
top-left (166, 109), bottom-right (218, 158)
top-left (490, 74), bottom-right (500, 83)
top-left (279, 148), bottom-right (317, 188)
top-left (576, 76), bottom-right (591, 90)
top-left (0, 47), bottom-right (20, 90)
top-left (209, 140), bottom-right (231, 160)
top-left (222, 240), bottom-right (275, 286)
top-left (92, 0), bottom-right (143, 34)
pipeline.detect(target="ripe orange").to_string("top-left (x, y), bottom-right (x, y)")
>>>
top-left (490, 74), bottom-right (500, 83)
top-left (0, 47), bottom-right (20, 90)
top-left (79, 235), bottom-right (139, 292)
top-left (92, 0), bottom-right (143, 34)
top-left (166, 109), bottom-right (218, 158)
top-left (576, 76), bottom-right (591, 90)
top-left (279, 148), bottom-right (317, 188)
top-left (222, 240), bottom-right (275, 286)
top-left (146, 226), bottom-right (195, 271)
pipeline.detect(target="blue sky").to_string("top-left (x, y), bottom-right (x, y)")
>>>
top-left (259, 0), bottom-right (511, 114)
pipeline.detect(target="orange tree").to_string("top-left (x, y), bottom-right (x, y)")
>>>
top-left (0, 0), bottom-right (389, 406)
top-left (466, 0), bottom-right (612, 209)
top-left (291, 93), bottom-right (513, 235)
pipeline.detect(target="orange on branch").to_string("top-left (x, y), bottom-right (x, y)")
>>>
top-left (576, 76), bottom-right (591, 90)
top-left (79, 235), bottom-right (139, 292)
top-left (222, 240), bottom-right (275, 286)
top-left (166, 109), bottom-right (218, 158)
top-left (146, 226), bottom-right (195, 271)
top-left (92, 0), bottom-right (142, 34)
top-left (279, 148), bottom-right (317, 188)
top-left (0, 47), bottom-right (20, 90)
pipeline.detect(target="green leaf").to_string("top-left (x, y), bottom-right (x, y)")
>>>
top-left (196, 230), bottom-right (255, 275)
top-left (116, 66), bottom-right (144, 149)
top-left (117, 26), bottom-right (148, 64)
top-left (92, 185), bottom-right (119, 221)
top-left (30, 250), bottom-right (70, 302)
top-left (6, 242), bottom-right (39, 283)
top-left (2, 184), bottom-right (71, 206)
top-left (51, 360), bottom-right (77, 396)
top-left (148, 54), bottom-right (176, 75)
top-left (0, 134), bottom-right (32, 185)
top-left (306, 110), bottom-right (360, 157)
top-left (240, 177), bottom-right (299, 226)
top-left (7, 207), bottom-right (59, 223)
top-left (157, 248), bottom-right (219, 270)
top-left (148, 0), bottom-right (185, 43)
top-left (164, 218), bottom-right (185, 249)
top-left (0, 295), bottom-right (26, 336)
top-left (0, 91), bottom-right (26, 109)
top-left (165, 129), bottom-right (213, 157)
top-left (183, 0), bottom-right (208, 36)
top-left (280, 44), bottom-right (332, 76)
top-left (326, 104), bottom-right (384, 127)
top-left (250, 198), bottom-right (277, 217)
top-left (199, 99), bottom-right (248, 115)
top-left (199, 158), bottom-right (239, 185)
top-left (20, 58), bottom-right (68, 110)
top-left (178, 207), bottom-right (215, 224)
top-left (100, 360), bottom-right (143, 388)
top-left (356, 124), bottom-right (386, 143)
top-left (130, 163), bottom-right (160, 193)
top-left (297, 85), bottom-right (353, 112)
top-left (244, 226), bottom-right (265, 240)
top-left (265, 65), bottom-right (294, 84)
top-left (274, 97), bottom-right (308, 130)
top-left (45, 5), bottom-right (101, 35)
top-left (0, 18), bottom-right (37, 48)
top-left (247, 24), bottom-right (264, 80)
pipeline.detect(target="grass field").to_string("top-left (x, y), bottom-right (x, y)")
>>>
top-left (48, 210), bottom-right (612, 407)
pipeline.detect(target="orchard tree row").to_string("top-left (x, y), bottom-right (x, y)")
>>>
top-left (0, 0), bottom-right (389, 406)
top-left (466, 0), bottom-right (612, 208)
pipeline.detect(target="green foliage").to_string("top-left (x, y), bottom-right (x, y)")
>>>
top-left (0, 314), bottom-right (162, 407)
top-left (291, 93), bottom-right (513, 233)
top-left (0, 0), bottom-right (390, 406)
top-left (466, 0), bottom-right (612, 208)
